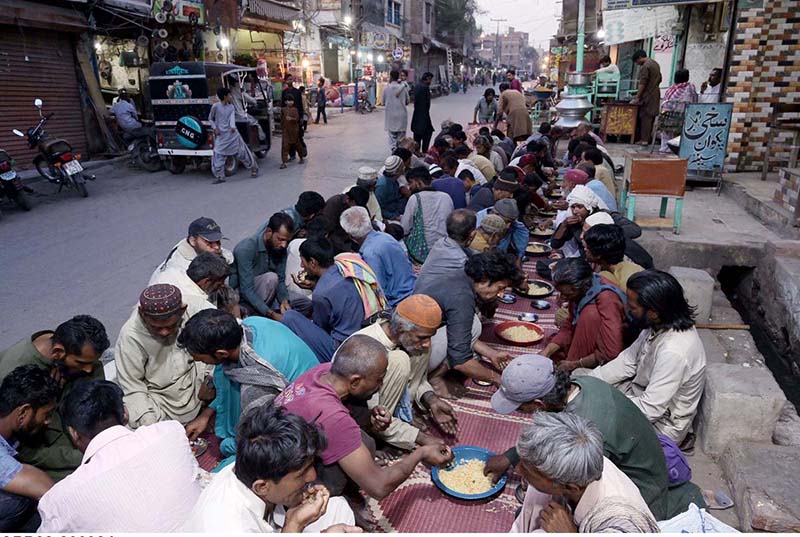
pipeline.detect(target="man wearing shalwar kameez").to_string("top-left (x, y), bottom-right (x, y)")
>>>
top-left (208, 87), bottom-right (258, 184)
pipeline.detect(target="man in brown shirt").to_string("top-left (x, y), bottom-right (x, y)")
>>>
top-left (631, 50), bottom-right (662, 145)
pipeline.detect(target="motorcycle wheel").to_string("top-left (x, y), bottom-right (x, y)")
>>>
top-left (34, 158), bottom-right (59, 181)
top-left (13, 191), bottom-right (31, 211)
top-left (224, 156), bottom-right (237, 177)
top-left (72, 174), bottom-right (89, 198)
top-left (167, 157), bottom-right (186, 175)
top-left (137, 144), bottom-right (164, 173)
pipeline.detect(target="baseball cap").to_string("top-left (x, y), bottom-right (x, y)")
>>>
top-left (188, 217), bottom-right (223, 242)
top-left (491, 354), bottom-right (557, 414)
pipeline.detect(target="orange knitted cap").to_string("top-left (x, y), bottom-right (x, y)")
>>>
top-left (395, 294), bottom-right (442, 330)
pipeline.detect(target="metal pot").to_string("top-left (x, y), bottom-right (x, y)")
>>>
top-left (554, 93), bottom-right (594, 128)
top-left (567, 72), bottom-right (593, 87)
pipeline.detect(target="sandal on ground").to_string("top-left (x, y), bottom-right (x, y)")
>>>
top-left (279, 163), bottom-right (287, 169)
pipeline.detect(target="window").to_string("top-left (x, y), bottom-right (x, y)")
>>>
top-left (387, 0), bottom-right (401, 26)
top-left (425, 2), bottom-right (431, 24)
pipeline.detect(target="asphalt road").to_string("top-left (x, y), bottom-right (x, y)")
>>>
top-left (0, 87), bottom-right (486, 347)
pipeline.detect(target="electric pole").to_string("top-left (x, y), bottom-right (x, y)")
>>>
top-left (490, 18), bottom-right (507, 68)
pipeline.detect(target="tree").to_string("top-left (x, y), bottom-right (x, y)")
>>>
top-left (435, 0), bottom-right (482, 47)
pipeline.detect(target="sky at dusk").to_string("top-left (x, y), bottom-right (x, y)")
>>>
top-left (474, 0), bottom-right (561, 50)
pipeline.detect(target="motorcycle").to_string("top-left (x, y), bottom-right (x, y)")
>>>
top-left (12, 98), bottom-right (93, 198)
top-left (357, 89), bottom-right (374, 114)
top-left (120, 121), bottom-right (162, 172)
top-left (0, 149), bottom-right (31, 212)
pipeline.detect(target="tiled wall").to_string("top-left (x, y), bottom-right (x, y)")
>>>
top-left (725, 0), bottom-right (800, 172)
top-left (774, 168), bottom-right (800, 215)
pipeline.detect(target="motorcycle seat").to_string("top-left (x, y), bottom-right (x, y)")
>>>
top-left (39, 139), bottom-right (72, 155)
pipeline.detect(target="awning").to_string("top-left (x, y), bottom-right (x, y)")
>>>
top-left (245, 0), bottom-right (300, 23)
top-left (0, 0), bottom-right (87, 32)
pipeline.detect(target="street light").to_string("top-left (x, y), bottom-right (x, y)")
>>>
top-left (343, 15), bottom-right (352, 25)
top-left (302, 58), bottom-right (310, 68)
top-left (377, 54), bottom-right (384, 63)
top-left (357, 51), bottom-right (363, 58)
top-left (94, 41), bottom-right (102, 51)
top-left (220, 36), bottom-right (230, 48)
top-left (367, 53), bottom-right (374, 62)
top-left (350, 49), bottom-right (356, 55)
top-left (597, 28), bottom-right (606, 38)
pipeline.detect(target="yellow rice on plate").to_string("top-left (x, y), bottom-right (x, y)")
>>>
top-left (438, 459), bottom-right (494, 495)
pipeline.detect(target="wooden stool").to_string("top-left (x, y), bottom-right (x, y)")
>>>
top-left (621, 151), bottom-right (688, 234)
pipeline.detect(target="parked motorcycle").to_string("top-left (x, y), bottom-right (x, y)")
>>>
top-left (357, 89), bottom-right (374, 114)
top-left (120, 121), bottom-right (162, 172)
top-left (0, 149), bottom-right (31, 212)
top-left (12, 98), bottom-right (93, 198)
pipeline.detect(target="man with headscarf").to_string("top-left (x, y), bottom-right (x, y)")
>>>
top-left (551, 184), bottom-right (605, 258)
top-left (115, 284), bottom-right (214, 434)
top-left (509, 412), bottom-right (653, 533)
top-left (565, 167), bottom-right (617, 213)
top-left (353, 295), bottom-right (458, 451)
top-left (345, 167), bottom-right (383, 223)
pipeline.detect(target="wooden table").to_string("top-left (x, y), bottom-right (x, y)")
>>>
top-left (621, 150), bottom-right (688, 234)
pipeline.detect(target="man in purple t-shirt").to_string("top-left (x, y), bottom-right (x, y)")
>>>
top-left (276, 335), bottom-right (453, 507)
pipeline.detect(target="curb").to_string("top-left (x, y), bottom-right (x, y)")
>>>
top-left (16, 155), bottom-right (129, 185)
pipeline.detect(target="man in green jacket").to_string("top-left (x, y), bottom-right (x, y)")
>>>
top-left (485, 354), bottom-right (704, 520)
top-left (0, 315), bottom-right (109, 480)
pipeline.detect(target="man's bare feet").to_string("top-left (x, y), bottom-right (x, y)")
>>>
top-left (280, 163), bottom-right (287, 169)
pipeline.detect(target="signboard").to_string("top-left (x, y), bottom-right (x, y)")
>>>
top-left (602, 6), bottom-right (679, 45)
top-left (153, 0), bottom-right (205, 24)
top-left (392, 47), bottom-right (403, 60)
top-left (679, 103), bottom-right (733, 171)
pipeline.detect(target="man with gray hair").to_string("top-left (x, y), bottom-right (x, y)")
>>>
top-left (353, 295), bottom-right (457, 451)
top-left (341, 207), bottom-right (416, 307)
top-left (512, 412), bottom-right (653, 533)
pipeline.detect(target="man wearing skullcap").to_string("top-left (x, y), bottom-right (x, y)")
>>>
top-left (353, 295), bottom-right (458, 450)
top-left (475, 197), bottom-right (530, 259)
top-left (375, 155), bottom-right (407, 220)
top-left (469, 213), bottom-right (507, 253)
top-left (343, 167), bottom-right (382, 223)
top-left (115, 284), bottom-right (214, 432)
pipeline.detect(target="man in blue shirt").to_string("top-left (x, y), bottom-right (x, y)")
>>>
top-left (0, 365), bottom-right (59, 531)
top-left (375, 155), bottom-right (407, 220)
top-left (433, 156), bottom-right (467, 209)
top-left (111, 89), bottom-right (152, 140)
top-left (341, 207), bottom-right (415, 307)
top-left (475, 198), bottom-right (529, 259)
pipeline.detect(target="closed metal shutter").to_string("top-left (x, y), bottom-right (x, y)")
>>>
top-left (0, 27), bottom-right (87, 168)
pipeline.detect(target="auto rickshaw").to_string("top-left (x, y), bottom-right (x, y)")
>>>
top-left (150, 62), bottom-right (273, 175)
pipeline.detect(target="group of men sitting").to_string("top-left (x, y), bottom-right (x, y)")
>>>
top-left (0, 118), bottom-right (708, 533)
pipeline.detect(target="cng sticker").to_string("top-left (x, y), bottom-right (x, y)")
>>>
top-left (175, 116), bottom-right (204, 148)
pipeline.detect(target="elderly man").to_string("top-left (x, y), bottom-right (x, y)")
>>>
top-left (469, 214), bottom-right (507, 253)
top-left (511, 412), bottom-right (654, 533)
top-left (322, 186), bottom-right (370, 254)
top-left (475, 198), bottom-right (529, 259)
top-left (345, 167), bottom-right (383, 223)
top-left (37, 380), bottom-right (202, 532)
top-left (592, 270), bottom-right (707, 445)
top-left (401, 167), bottom-right (454, 263)
top-left (282, 191), bottom-right (326, 237)
top-left (281, 237), bottom-right (377, 363)
top-left (487, 354), bottom-right (704, 520)
top-left (415, 210), bottom-right (524, 395)
top-left (276, 336), bottom-right (453, 510)
top-left (375, 155), bottom-right (407, 220)
top-left (177, 309), bottom-right (316, 464)
top-left (0, 366), bottom-right (58, 531)
top-left (551, 185), bottom-right (606, 258)
top-left (341, 207), bottom-right (415, 307)
top-left (230, 212), bottom-right (294, 320)
top-left (0, 315), bottom-right (109, 480)
top-left (115, 284), bottom-right (214, 433)
top-left (151, 251), bottom-right (229, 307)
top-left (354, 295), bottom-right (457, 451)
top-left (149, 217), bottom-right (233, 285)
top-left (186, 406), bottom-right (357, 533)
top-left (467, 168), bottom-right (519, 212)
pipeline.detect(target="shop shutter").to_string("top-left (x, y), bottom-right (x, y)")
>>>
top-left (0, 27), bottom-right (87, 169)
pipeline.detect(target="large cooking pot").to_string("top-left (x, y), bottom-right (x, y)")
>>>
top-left (567, 72), bottom-right (593, 87)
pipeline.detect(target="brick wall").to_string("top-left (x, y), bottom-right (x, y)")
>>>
top-left (725, 0), bottom-right (800, 172)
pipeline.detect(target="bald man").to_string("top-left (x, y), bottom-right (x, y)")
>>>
top-left (353, 295), bottom-right (457, 451)
top-left (276, 335), bottom-right (454, 507)
top-left (115, 284), bottom-right (214, 436)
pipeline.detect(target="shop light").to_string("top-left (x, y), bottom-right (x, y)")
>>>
top-left (302, 59), bottom-right (310, 68)
top-left (357, 51), bottom-right (363, 58)
top-left (597, 28), bottom-right (606, 38)
top-left (344, 15), bottom-right (352, 25)
top-left (350, 49), bottom-right (356, 55)
top-left (94, 41), bottom-right (102, 51)
top-left (367, 53), bottom-right (374, 61)
top-left (377, 54), bottom-right (384, 62)
top-left (220, 37), bottom-right (230, 48)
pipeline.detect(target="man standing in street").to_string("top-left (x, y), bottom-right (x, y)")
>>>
top-left (411, 72), bottom-right (435, 153)
top-left (384, 70), bottom-right (410, 151)
top-left (506, 69), bottom-right (523, 92)
top-left (208, 88), bottom-right (258, 183)
top-left (699, 68), bottom-right (723, 103)
top-left (631, 50), bottom-right (662, 146)
top-left (315, 77), bottom-right (328, 124)
top-left (282, 74), bottom-right (305, 160)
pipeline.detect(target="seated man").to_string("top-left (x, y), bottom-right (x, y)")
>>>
top-left (467, 136), bottom-right (498, 181)
top-left (487, 354), bottom-right (704, 521)
top-left (276, 336), bottom-right (453, 508)
top-left (37, 380), bottom-right (202, 532)
top-left (415, 210), bottom-right (524, 395)
top-left (322, 186), bottom-right (370, 254)
top-left (582, 147), bottom-right (617, 198)
top-left (583, 224), bottom-right (644, 292)
top-left (177, 309), bottom-right (317, 462)
top-left (0, 315), bottom-right (109, 479)
top-left (424, 137), bottom-right (450, 165)
top-left (573, 164), bottom-right (618, 213)
top-left (467, 168), bottom-right (518, 212)
top-left (550, 185), bottom-right (606, 258)
top-left (353, 295), bottom-right (457, 451)
top-left (541, 258), bottom-right (626, 373)
top-left (151, 251), bottom-right (229, 306)
top-left (453, 145), bottom-right (488, 185)
top-left (0, 366), bottom-right (58, 531)
top-left (592, 270), bottom-right (707, 445)
top-left (281, 237), bottom-right (375, 363)
top-left (342, 207), bottom-right (415, 307)
top-left (345, 167), bottom-right (383, 223)
top-left (511, 412), bottom-right (654, 532)
top-left (469, 214), bottom-right (507, 253)
top-left (230, 212), bottom-right (294, 320)
top-left (284, 215), bottom-right (329, 316)
top-left (375, 155), bottom-right (407, 220)
top-left (115, 284), bottom-right (213, 433)
top-left (149, 217), bottom-right (233, 285)
top-left (282, 191), bottom-right (326, 237)
top-left (475, 198), bottom-right (530, 259)
top-left (185, 406), bottom-right (357, 533)
top-left (431, 156), bottom-right (467, 209)
top-left (401, 167), bottom-right (454, 263)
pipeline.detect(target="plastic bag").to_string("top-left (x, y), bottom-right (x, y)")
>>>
top-left (658, 503), bottom-right (739, 533)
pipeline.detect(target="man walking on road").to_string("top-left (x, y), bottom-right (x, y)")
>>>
top-left (208, 88), bottom-right (258, 184)
top-left (631, 50), bottom-right (662, 146)
top-left (411, 72), bottom-right (435, 153)
top-left (315, 77), bottom-right (328, 124)
top-left (384, 70), bottom-right (410, 151)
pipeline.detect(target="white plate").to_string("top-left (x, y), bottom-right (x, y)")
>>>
top-left (64, 160), bottom-right (83, 175)
top-left (0, 170), bottom-right (16, 181)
